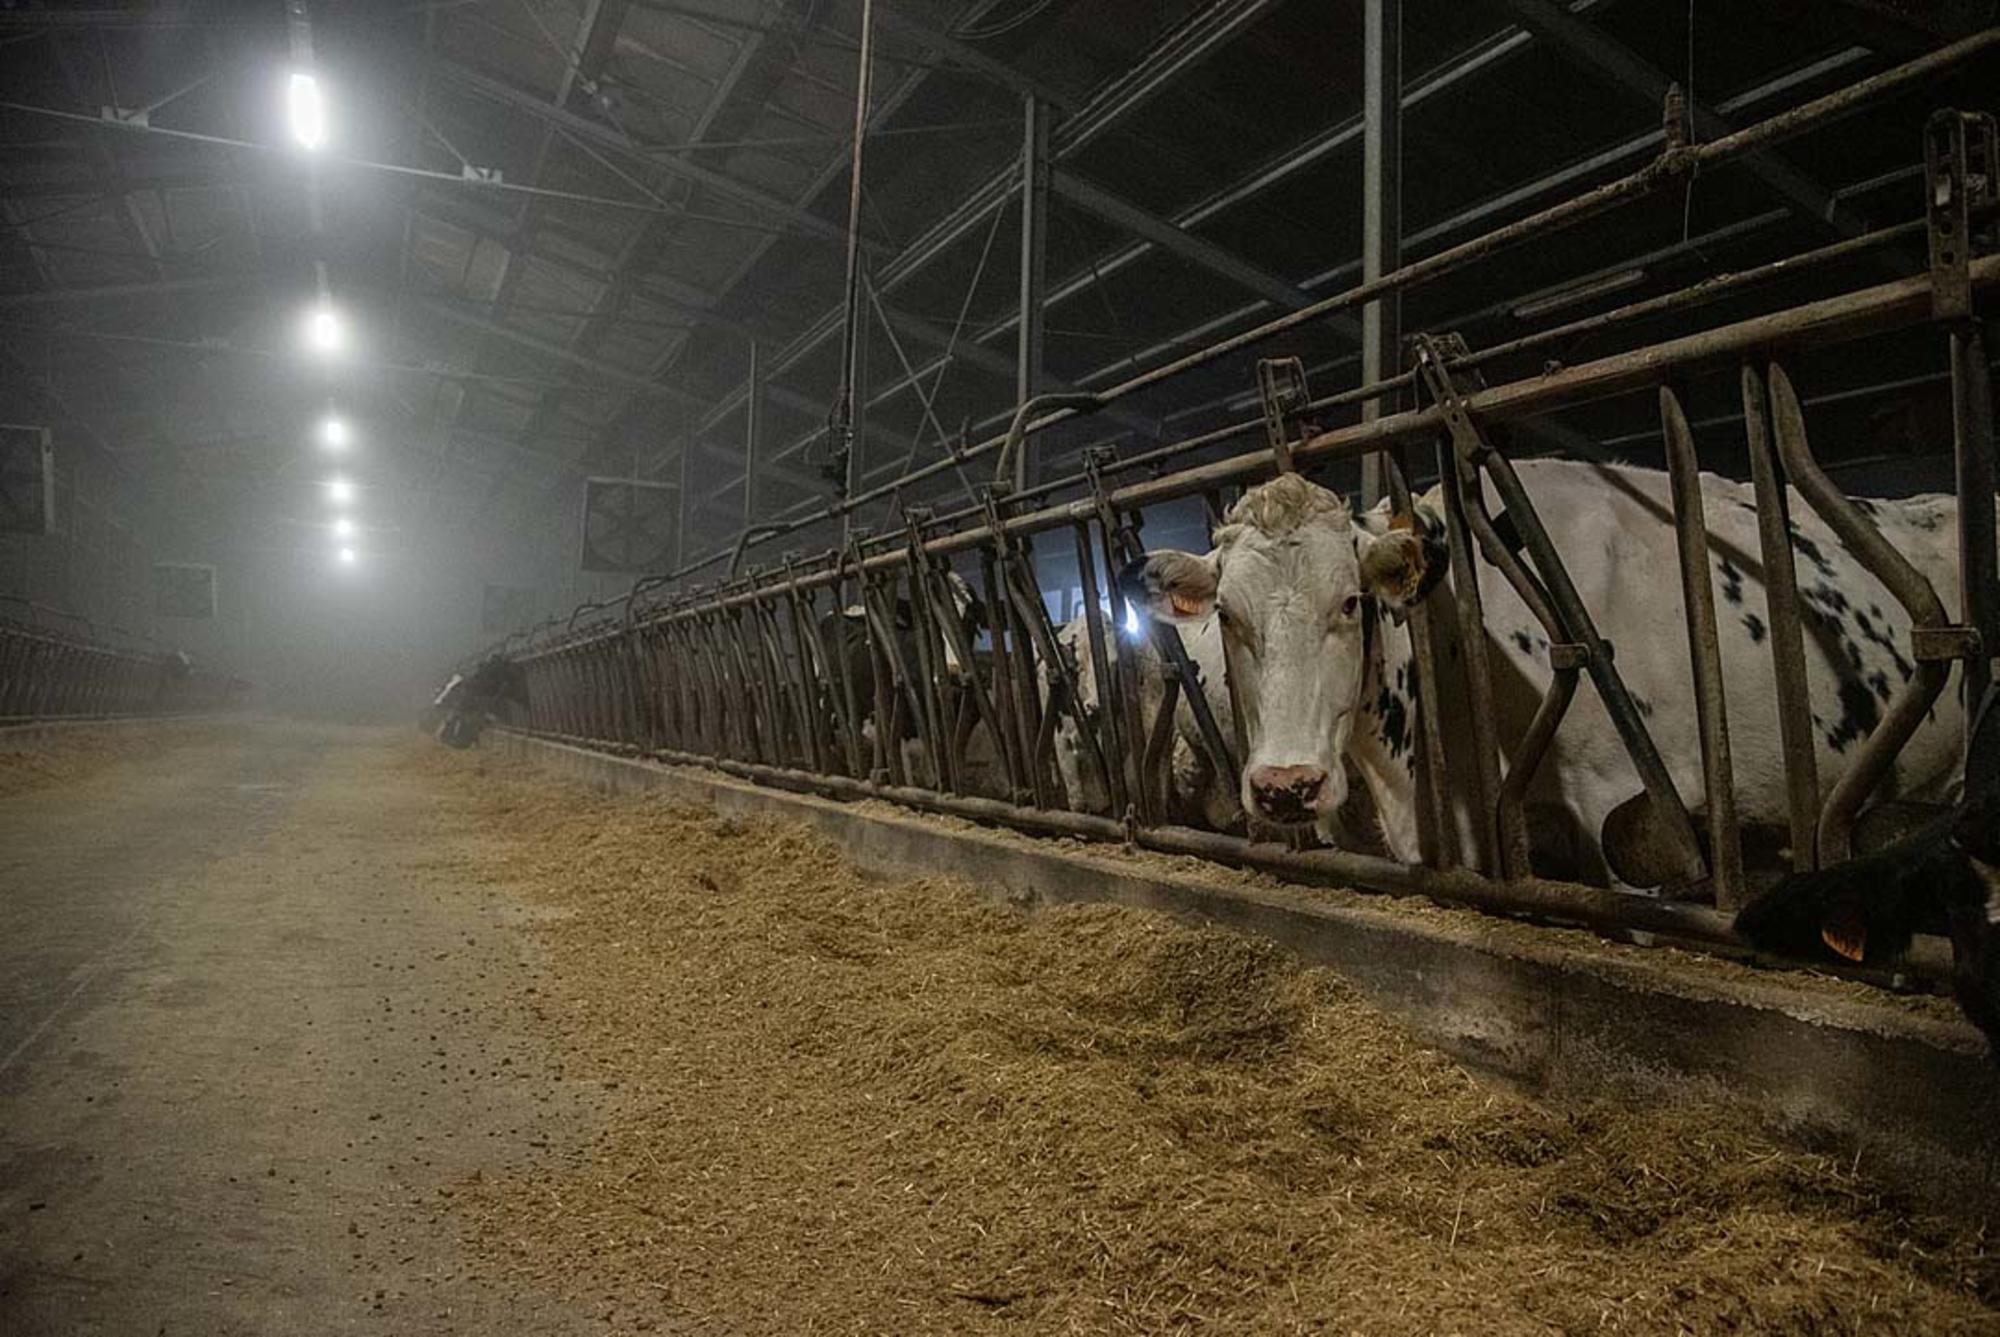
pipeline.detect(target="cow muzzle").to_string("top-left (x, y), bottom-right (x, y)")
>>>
top-left (1247, 763), bottom-right (1328, 825)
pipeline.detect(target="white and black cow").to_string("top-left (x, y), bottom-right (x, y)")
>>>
top-left (1039, 608), bottom-right (1241, 830)
top-left (432, 654), bottom-right (529, 748)
top-left (1122, 459), bottom-right (1992, 884)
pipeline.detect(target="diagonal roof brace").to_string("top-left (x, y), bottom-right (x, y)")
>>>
top-left (420, 298), bottom-right (706, 407)
top-left (1049, 166), bottom-right (1363, 340)
top-left (433, 59), bottom-right (872, 253)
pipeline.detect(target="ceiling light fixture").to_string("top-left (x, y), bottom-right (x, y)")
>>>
top-left (304, 304), bottom-right (343, 355)
top-left (288, 71), bottom-right (327, 150)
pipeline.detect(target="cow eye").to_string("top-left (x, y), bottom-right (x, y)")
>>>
top-left (1340, 594), bottom-right (1361, 619)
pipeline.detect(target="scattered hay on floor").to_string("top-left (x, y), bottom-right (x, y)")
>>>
top-left (0, 722), bottom-right (214, 798)
top-left (406, 746), bottom-right (2000, 1336)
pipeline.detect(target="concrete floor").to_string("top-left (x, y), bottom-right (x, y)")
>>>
top-left (0, 722), bottom-right (596, 1336)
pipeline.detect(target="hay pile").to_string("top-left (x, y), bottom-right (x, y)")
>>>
top-left (410, 750), bottom-right (1999, 1335)
top-left (0, 722), bottom-right (209, 798)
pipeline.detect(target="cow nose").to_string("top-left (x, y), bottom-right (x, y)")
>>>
top-left (1248, 764), bottom-right (1327, 823)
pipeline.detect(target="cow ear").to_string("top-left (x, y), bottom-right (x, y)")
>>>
top-left (1118, 550), bottom-right (1218, 624)
top-left (1357, 528), bottom-right (1431, 607)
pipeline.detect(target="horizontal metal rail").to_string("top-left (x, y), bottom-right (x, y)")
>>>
top-left (524, 255), bottom-right (1998, 633)
top-left (0, 617), bottom-right (249, 720)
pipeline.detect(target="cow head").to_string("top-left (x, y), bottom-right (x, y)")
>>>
top-left (1118, 473), bottom-right (1444, 831)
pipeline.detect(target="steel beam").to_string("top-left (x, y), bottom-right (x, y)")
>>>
top-left (685, 0), bottom-right (1295, 442)
top-left (432, 58), bottom-right (862, 251)
top-left (1359, 0), bottom-right (1401, 502)
top-left (0, 274), bottom-right (256, 306)
top-left (743, 338), bottom-right (763, 524)
top-left (420, 299), bottom-right (705, 406)
top-left (1016, 94), bottom-right (1049, 490)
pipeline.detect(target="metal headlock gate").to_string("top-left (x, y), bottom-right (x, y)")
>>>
top-left (0, 600), bottom-right (249, 721)
top-left (503, 38), bottom-right (2000, 966)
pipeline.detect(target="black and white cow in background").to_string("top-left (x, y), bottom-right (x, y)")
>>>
top-left (431, 653), bottom-right (529, 748)
top-left (1040, 608), bottom-right (1242, 830)
top-left (1122, 459), bottom-right (1994, 885)
top-left (817, 571), bottom-right (991, 784)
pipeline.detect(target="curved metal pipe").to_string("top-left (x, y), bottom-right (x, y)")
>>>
top-left (992, 392), bottom-right (1101, 488)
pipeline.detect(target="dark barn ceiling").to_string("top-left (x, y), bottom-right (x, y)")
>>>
top-left (0, 0), bottom-right (1993, 605)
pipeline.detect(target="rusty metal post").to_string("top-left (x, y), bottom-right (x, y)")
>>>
top-left (1659, 384), bottom-right (1745, 908)
top-left (1767, 362), bottom-right (1956, 861)
top-left (1738, 364), bottom-right (1821, 870)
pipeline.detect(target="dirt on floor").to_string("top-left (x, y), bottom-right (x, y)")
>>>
top-left (399, 743), bottom-right (2000, 1337)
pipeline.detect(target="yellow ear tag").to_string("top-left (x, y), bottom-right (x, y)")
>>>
top-left (1169, 592), bottom-right (1204, 617)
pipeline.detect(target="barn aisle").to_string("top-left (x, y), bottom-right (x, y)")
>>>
top-left (0, 722), bottom-right (595, 1336)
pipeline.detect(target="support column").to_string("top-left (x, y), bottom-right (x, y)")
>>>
top-left (1015, 94), bottom-right (1050, 491)
top-left (1360, 0), bottom-right (1401, 503)
top-left (674, 432), bottom-right (691, 572)
top-left (743, 338), bottom-right (763, 526)
top-left (835, 0), bottom-right (877, 543)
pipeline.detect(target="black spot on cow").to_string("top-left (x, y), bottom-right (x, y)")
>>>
top-left (1849, 603), bottom-right (1917, 683)
top-left (1376, 686), bottom-right (1411, 761)
top-left (1633, 693), bottom-right (1655, 720)
top-left (1826, 679), bottom-right (1881, 753)
top-left (1511, 629), bottom-right (1534, 654)
top-left (1869, 669), bottom-right (1891, 703)
top-left (1789, 525), bottom-right (1836, 577)
top-left (1716, 558), bottom-right (1745, 606)
top-left (1743, 612), bottom-right (1767, 643)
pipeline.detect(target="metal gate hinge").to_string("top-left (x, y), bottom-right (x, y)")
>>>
top-left (1926, 109), bottom-right (1998, 323)
top-left (1255, 357), bottom-right (1314, 474)
top-left (1912, 624), bottom-right (1983, 662)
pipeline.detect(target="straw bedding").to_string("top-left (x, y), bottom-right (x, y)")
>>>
top-left (404, 747), bottom-right (1999, 1335)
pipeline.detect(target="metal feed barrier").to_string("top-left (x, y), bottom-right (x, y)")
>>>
top-left (497, 48), bottom-right (2000, 968)
top-left (0, 601), bottom-right (250, 721)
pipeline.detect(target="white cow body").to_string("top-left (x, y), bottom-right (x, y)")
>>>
top-left (1127, 459), bottom-right (1988, 884)
top-left (1041, 610), bottom-right (1241, 830)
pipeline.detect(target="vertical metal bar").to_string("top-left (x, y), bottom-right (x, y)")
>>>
top-left (674, 434), bottom-right (691, 570)
top-left (1951, 324), bottom-right (1998, 789)
top-left (833, 0), bottom-right (876, 543)
top-left (1015, 94), bottom-right (1049, 492)
top-left (1072, 521), bottom-right (1129, 819)
top-left (1739, 364), bottom-right (1820, 871)
top-left (1659, 384), bottom-right (1744, 910)
top-left (1359, 0), bottom-right (1401, 505)
top-left (977, 545), bottom-right (1026, 796)
top-left (1384, 456), bottom-right (1455, 868)
top-left (1768, 361), bottom-right (1954, 861)
top-left (1435, 444), bottom-right (1512, 874)
top-left (743, 338), bottom-right (763, 527)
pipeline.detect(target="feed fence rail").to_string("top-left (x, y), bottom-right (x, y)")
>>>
top-left (500, 76), bottom-right (1998, 982)
top-left (0, 603), bottom-right (250, 722)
